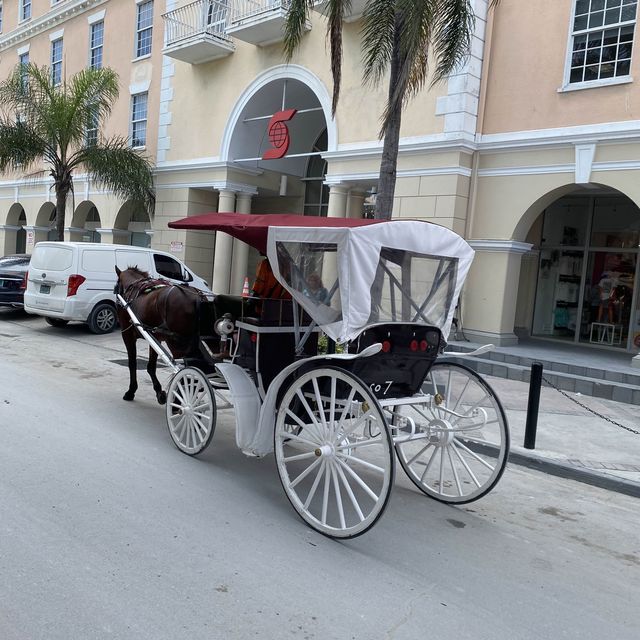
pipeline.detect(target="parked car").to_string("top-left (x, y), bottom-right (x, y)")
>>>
top-left (0, 254), bottom-right (30, 309)
top-left (24, 242), bottom-right (211, 334)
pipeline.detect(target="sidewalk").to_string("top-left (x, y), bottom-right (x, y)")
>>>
top-left (483, 372), bottom-right (640, 494)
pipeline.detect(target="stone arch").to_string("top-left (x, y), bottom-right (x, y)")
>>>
top-left (114, 200), bottom-right (152, 247)
top-left (5, 202), bottom-right (25, 226)
top-left (221, 64), bottom-right (335, 171)
top-left (71, 200), bottom-right (101, 242)
top-left (35, 202), bottom-right (56, 228)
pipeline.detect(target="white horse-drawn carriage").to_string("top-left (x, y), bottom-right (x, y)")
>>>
top-left (117, 213), bottom-right (509, 538)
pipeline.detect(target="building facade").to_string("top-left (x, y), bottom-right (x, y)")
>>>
top-left (0, 0), bottom-right (163, 253)
top-left (2, 0), bottom-right (639, 363)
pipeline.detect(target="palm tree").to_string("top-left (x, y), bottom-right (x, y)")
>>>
top-left (0, 64), bottom-right (154, 240)
top-left (284, 0), bottom-right (482, 219)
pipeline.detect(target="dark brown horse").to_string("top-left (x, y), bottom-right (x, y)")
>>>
top-left (114, 266), bottom-right (204, 404)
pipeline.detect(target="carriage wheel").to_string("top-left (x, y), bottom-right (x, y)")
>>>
top-left (394, 361), bottom-right (509, 504)
top-left (166, 367), bottom-right (216, 455)
top-left (275, 366), bottom-right (394, 538)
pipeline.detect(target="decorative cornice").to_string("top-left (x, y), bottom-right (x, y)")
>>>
top-left (468, 240), bottom-right (534, 254)
top-left (0, 0), bottom-right (108, 52)
top-left (325, 165), bottom-right (472, 185)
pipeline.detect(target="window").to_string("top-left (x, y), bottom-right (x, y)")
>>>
top-left (89, 21), bottom-right (104, 69)
top-left (569, 0), bottom-right (638, 84)
top-left (135, 1), bottom-right (153, 58)
top-left (19, 52), bottom-right (29, 91)
top-left (51, 39), bottom-right (63, 86)
top-left (21, 0), bottom-right (31, 22)
top-left (154, 254), bottom-right (187, 281)
top-left (0, 3), bottom-right (4, 33)
top-left (131, 93), bottom-right (148, 148)
top-left (86, 110), bottom-right (99, 146)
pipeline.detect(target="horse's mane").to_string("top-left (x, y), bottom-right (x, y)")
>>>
top-left (126, 265), bottom-right (150, 279)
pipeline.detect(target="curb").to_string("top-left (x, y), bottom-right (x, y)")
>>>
top-left (508, 449), bottom-right (640, 498)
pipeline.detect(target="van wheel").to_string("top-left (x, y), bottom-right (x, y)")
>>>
top-left (88, 303), bottom-right (118, 334)
top-left (45, 318), bottom-right (69, 328)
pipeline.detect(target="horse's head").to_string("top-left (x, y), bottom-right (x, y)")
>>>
top-left (114, 266), bottom-right (150, 297)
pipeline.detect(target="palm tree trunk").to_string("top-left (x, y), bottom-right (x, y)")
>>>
top-left (374, 18), bottom-right (404, 221)
top-left (55, 180), bottom-right (70, 241)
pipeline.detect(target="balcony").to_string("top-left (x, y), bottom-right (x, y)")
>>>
top-left (228, 0), bottom-right (308, 47)
top-left (163, 0), bottom-right (234, 64)
top-left (313, 0), bottom-right (367, 22)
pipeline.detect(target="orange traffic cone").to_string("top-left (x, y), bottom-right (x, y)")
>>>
top-left (242, 276), bottom-right (250, 298)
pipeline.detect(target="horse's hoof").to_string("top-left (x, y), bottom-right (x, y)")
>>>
top-left (157, 391), bottom-right (167, 405)
top-left (123, 392), bottom-right (135, 401)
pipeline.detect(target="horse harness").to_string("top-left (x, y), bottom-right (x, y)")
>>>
top-left (117, 277), bottom-right (203, 341)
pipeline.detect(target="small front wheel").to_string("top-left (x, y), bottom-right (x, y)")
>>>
top-left (394, 361), bottom-right (509, 504)
top-left (275, 366), bottom-right (394, 538)
top-left (166, 367), bottom-right (216, 455)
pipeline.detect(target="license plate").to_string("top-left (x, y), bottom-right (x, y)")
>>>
top-left (40, 284), bottom-right (51, 294)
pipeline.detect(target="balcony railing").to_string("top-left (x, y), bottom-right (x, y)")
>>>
top-left (230, 0), bottom-right (290, 23)
top-left (163, 0), bottom-right (234, 63)
top-left (228, 0), bottom-right (303, 46)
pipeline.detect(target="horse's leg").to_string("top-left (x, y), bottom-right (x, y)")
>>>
top-left (122, 328), bottom-right (138, 401)
top-left (147, 346), bottom-right (167, 405)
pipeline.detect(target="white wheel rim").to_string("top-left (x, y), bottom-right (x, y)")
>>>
top-left (166, 368), bottom-right (215, 455)
top-left (393, 363), bottom-right (508, 503)
top-left (275, 368), bottom-right (393, 538)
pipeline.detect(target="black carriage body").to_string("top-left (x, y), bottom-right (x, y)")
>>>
top-left (346, 323), bottom-right (442, 400)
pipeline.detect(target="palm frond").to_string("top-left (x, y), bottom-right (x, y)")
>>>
top-left (78, 138), bottom-right (155, 215)
top-left (0, 119), bottom-right (48, 173)
top-left (429, 0), bottom-right (475, 85)
top-left (361, 0), bottom-right (397, 87)
top-left (283, 0), bottom-right (314, 60)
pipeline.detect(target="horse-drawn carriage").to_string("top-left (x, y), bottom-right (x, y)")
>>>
top-left (115, 213), bottom-right (509, 538)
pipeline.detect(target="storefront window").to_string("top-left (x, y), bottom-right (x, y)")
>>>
top-left (540, 197), bottom-right (588, 246)
top-left (590, 197), bottom-right (640, 248)
top-left (532, 192), bottom-right (640, 349)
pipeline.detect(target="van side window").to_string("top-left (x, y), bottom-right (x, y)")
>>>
top-left (154, 254), bottom-right (189, 281)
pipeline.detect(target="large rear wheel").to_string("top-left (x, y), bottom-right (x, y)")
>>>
top-left (166, 367), bottom-right (216, 455)
top-left (275, 366), bottom-right (394, 538)
top-left (393, 361), bottom-right (509, 504)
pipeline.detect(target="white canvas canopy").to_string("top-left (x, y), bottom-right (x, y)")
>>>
top-left (266, 220), bottom-right (474, 344)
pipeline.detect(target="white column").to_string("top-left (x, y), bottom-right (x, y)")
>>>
top-left (230, 192), bottom-right (252, 295)
top-left (327, 185), bottom-right (348, 218)
top-left (212, 190), bottom-right (236, 294)
top-left (346, 190), bottom-right (367, 219)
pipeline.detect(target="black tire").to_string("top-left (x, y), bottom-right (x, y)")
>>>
top-left (45, 317), bottom-right (69, 328)
top-left (87, 302), bottom-right (118, 334)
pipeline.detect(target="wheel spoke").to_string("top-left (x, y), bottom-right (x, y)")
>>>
top-left (321, 462), bottom-right (331, 525)
top-left (453, 437), bottom-right (496, 471)
top-left (295, 389), bottom-right (325, 443)
top-left (438, 446), bottom-right (445, 493)
top-left (283, 451), bottom-right (317, 463)
top-left (335, 457), bottom-right (379, 502)
top-left (304, 459), bottom-right (327, 509)
top-left (404, 442), bottom-right (432, 467)
top-left (330, 462), bottom-right (346, 529)
top-left (451, 442), bottom-right (482, 488)
top-left (339, 453), bottom-right (385, 475)
top-left (419, 446), bottom-right (439, 484)
top-left (335, 460), bottom-right (365, 522)
top-left (334, 437), bottom-right (381, 451)
top-left (289, 457), bottom-right (322, 489)
top-left (446, 446), bottom-right (463, 496)
top-left (278, 430), bottom-right (319, 448)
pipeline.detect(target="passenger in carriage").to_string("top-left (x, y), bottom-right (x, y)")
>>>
top-left (305, 273), bottom-right (329, 304)
top-left (250, 256), bottom-right (291, 316)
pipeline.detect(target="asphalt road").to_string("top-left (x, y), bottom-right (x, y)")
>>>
top-left (1, 309), bottom-right (639, 640)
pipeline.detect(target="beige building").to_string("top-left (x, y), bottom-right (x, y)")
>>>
top-left (3, 0), bottom-right (640, 364)
top-left (0, 0), bottom-right (163, 251)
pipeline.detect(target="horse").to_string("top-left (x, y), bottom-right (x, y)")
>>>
top-left (114, 266), bottom-right (205, 404)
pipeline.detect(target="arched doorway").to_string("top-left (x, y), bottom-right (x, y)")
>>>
top-left (3, 203), bottom-right (26, 255)
top-left (71, 201), bottom-right (101, 242)
top-left (15, 210), bottom-right (26, 253)
top-left (526, 188), bottom-right (640, 350)
top-left (114, 201), bottom-right (152, 247)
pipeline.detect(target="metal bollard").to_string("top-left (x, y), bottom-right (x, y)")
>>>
top-left (524, 362), bottom-right (543, 450)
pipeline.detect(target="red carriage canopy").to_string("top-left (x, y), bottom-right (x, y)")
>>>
top-left (168, 212), bottom-right (386, 254)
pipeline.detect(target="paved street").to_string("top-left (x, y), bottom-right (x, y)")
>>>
top-left (1, 309), bottom-right (639, 640)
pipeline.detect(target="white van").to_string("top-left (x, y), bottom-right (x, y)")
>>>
top-left (24, 242), bottom-right (211, 334)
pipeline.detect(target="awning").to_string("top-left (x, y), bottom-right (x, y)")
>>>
top-left (168, 212), bottom-right (385, 254)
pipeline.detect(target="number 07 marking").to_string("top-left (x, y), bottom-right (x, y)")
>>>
top-left (370, 380), bottom-right (394, 395)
